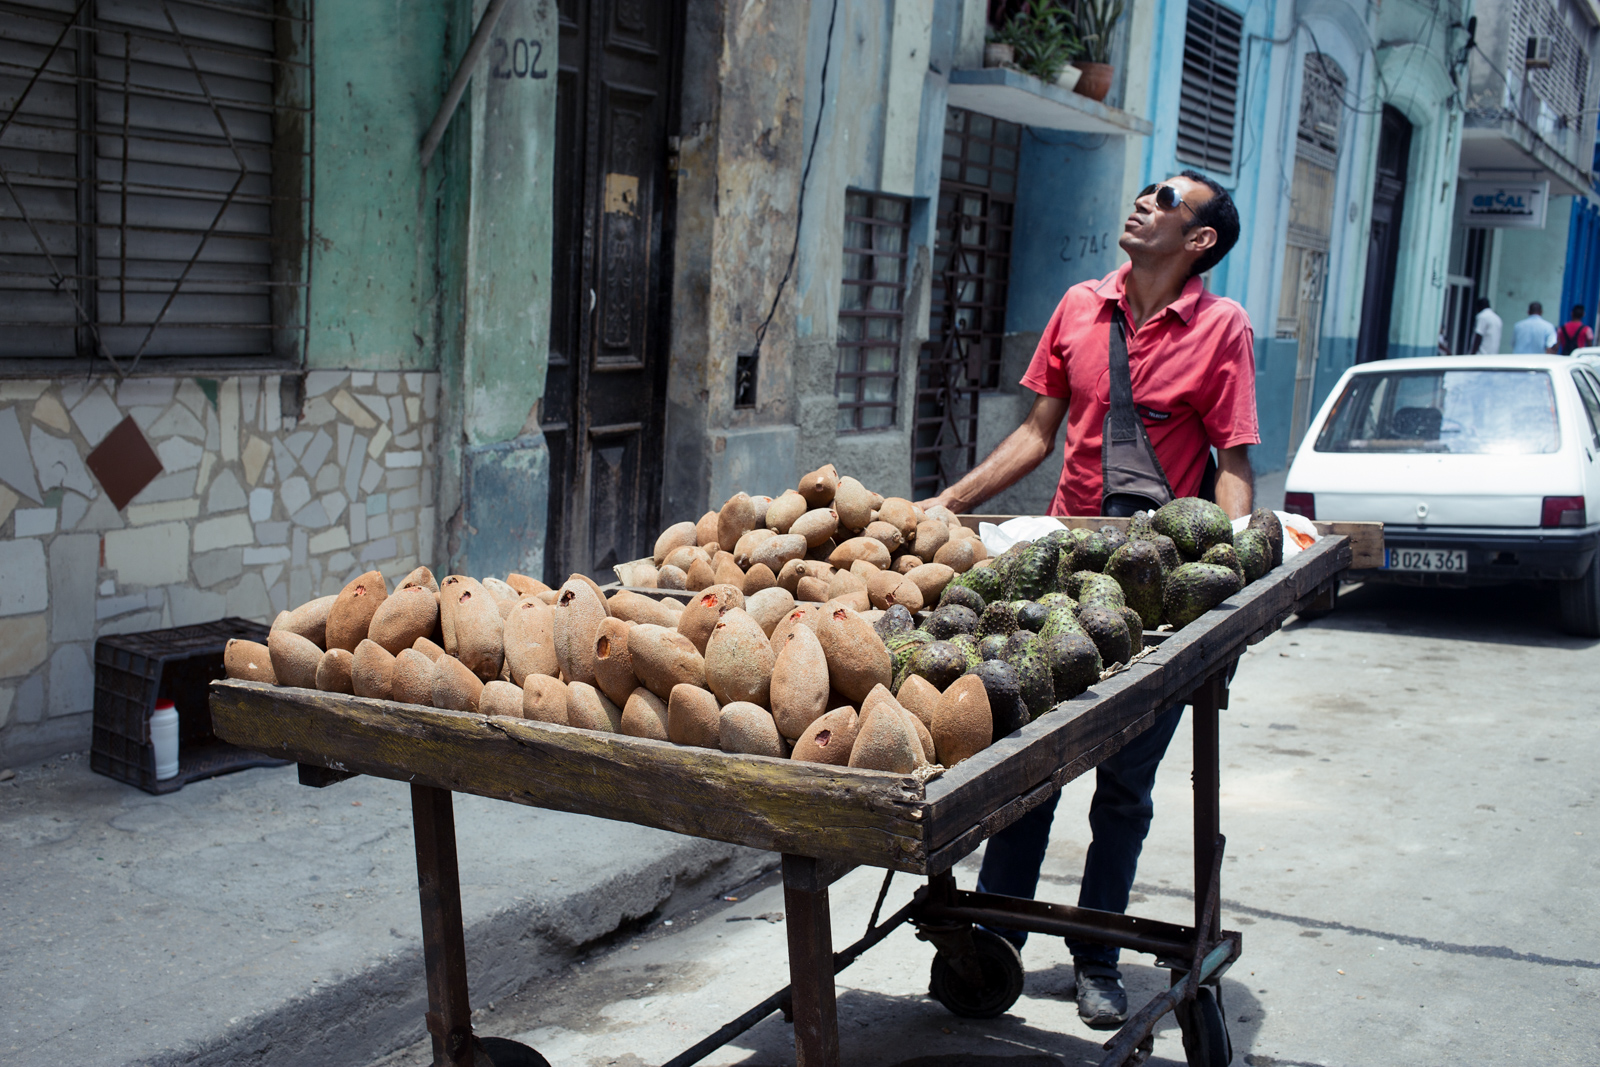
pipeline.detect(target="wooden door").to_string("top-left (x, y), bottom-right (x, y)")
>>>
top-left (1356, 105), bottom-right (1411, 365)
top-left (543, 0), bottom-right (679, 583)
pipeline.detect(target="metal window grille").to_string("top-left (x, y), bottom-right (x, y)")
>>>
top-left (0, 0), bottom-right (312, 377)
top-left (912, 106), bottom-right (1017, 498)
top-left (836, 189), bottom-right (910, 433)
top-left (1513, 0), bottom-right (1587, 124)
top-left (1175, 0), bottom-right (1243, 173)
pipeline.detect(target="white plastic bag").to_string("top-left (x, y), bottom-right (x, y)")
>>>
top-left (1232, 511), bottom-right (1319, 560)
top-left (978, 516), bottom-right (1067, 555)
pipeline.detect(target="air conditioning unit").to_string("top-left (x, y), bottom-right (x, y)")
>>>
top-left (1526, 35), bottom-right (1554, 69)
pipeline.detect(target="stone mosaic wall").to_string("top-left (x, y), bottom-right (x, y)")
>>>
top-left (0, 370), bottom-right (439, 763)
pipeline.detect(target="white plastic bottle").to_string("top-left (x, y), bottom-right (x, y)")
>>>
top-left (150, 699), bottom-right (179, 781)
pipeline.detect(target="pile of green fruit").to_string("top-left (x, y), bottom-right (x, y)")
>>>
top-left (874, 498), bottom-right (1285, 735)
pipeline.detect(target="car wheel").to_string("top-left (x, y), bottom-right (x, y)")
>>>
top-left (1558, 558), bottom-right (1600, 638)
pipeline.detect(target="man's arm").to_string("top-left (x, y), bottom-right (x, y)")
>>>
top-left (916, 393), bottom-right (1069, 513)
top-left (1214, 444), bottom-right (1253, 519)
top-left (1471, 331), bottom-right (1484, 354)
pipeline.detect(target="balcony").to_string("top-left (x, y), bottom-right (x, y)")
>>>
top-left (945, 67), bottom-right (1152, 138)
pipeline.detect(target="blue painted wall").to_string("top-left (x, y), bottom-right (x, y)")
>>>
top-left (1561, 198), bottom-right (1600, 329)
top-left (1254, 338), bottom-right (1297, 465)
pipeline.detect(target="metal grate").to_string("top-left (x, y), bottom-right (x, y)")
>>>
top-left (913, 106), bottom-right (1016, 498)
top-left (0, 0), bottom-right (311, 376)
top-left (836, 189), bottom-right (910, 433)
top-left (1175, 0), bottom-right (1243, 173)
top-left (1513, 0), bottom-right (1587, 124)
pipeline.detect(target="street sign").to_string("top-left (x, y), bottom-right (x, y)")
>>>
top-left (1459, 180), bottom-right (1549, 228)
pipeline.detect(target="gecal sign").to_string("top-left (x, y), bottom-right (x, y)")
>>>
top-left (1460, 181), bottom-right (1549, 229)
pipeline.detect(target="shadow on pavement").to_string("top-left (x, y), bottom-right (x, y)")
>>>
top-left (1287, 579), bottom-right (1600, 649)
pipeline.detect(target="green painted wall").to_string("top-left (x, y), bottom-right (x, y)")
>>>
top-left (1493, 199), bottom-right (1574, 334)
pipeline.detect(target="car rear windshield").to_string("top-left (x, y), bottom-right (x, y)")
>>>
top-left (1314, 369), bottom-right (1560, 454)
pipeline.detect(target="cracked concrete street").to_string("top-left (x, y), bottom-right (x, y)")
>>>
top-left (370, 579), bottom-right (1599, 1067)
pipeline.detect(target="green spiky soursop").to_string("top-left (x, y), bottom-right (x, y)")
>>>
top-left (1246, 507), bottom-right (1284, 569)
top-left (947, 564), bottom-right (1004, 606)
top-left (1000, 630), bottom-right (1057, 720)
top-left (947, 633), bottom-right (985, 673)
top-left (1201, 542), bottom-right (1245, 582)
top-left (1128, 510), bottom-right (1157, 540)
top-left (1152, 497), bottom-right (1234, 561)
top-left (1037, 591), bottom-right (1078, 613)
top-left (977, 600), bottom-right (1021, 639)
top-left (1074, 603), bottom-right (1132, 667)
top-left (1163, 562), bottom-right (1244, 629)
top-left (1234, 527), bottom-right (1272, 583)
top-left (977, 633), bottom-right (1010, 660)
top-left (1038, 605), bottom-right (1085, 640)
top-left (965, 659), bottom-right (1028, 737)
top-left (1040, 630), bottom-right (1102, 700)
top-left (1075, 572), bottom-right (1127, 610)
top-left (1120, 606), bottom-right (1145, 657)
top-left (885, 629), bottom-right (934, 680)
top-left (1104, 539), bottom-right (1165, 629)
top-left (1008, 540), bottom-right (1057, 601)
top-left (938, 583), bottom-right (986, 614)
top-left (896, 640), bottom-right (968, 692)
top-left (924, 603), bottom-right (979, 640)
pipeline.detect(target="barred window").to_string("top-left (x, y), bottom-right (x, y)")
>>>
top-left (836, 190), bottom-right (910, 433)
top-left (1175, 0), bottom-right (1243, 172)
top-left (0, 0), bottom-right (311, 376)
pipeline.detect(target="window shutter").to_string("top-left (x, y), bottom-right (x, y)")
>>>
top-left (1175, 0), bottom-right (1243, 173)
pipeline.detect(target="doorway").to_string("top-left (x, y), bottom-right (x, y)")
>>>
top-left (1355, 104), bottom-right (1412, 364)
top-left (542, 0), bottom-right (681, 583)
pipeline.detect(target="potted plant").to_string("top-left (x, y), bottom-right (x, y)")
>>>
top-left (988, 0), bottom-right (1082, 88)
top-left (1071, 0), bottom-right (1124, 101)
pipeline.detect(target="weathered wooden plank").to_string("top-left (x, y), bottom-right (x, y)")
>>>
top-left (209, 683), bottom-right (931, 871)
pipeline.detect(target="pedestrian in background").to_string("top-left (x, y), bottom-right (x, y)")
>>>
top-left (1471, 297), bottom-right (1501, 354)
top-left (1557, 305), bottom-right (1593, 354)
top-left (1512, 302), bottom-right (1557, 354)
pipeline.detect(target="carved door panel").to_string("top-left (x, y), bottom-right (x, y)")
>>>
top-left (543, 0), bottom-right (679, 583)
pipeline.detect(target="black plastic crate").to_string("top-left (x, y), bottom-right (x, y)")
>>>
top-left (91, 617), bottom-right (289, 794)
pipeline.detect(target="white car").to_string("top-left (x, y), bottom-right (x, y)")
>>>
top-left (1284, 354), bottom-right (1600, 636)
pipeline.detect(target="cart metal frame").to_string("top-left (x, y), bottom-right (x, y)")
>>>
top-left (212, 530), bottom-right (1367, 1067)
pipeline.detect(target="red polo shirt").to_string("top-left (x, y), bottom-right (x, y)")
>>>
top-left (1022, 263), bottom-right (1259, 516)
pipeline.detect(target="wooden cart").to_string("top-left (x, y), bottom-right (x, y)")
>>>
top-left (210, 524), bottom-right (1376, 1067)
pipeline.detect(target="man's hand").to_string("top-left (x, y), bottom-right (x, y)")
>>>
top-left (916, 393), bottom-right (1068, 513)
top-left (1214, 444), bottom-right (1253, 519)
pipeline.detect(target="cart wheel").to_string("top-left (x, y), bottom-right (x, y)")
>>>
top-left (927, 928), bottom-right (1025, 1018)
top-left (475, 1035), bottom-right (552, 1067)
top-left (1175, 984), bottom-right (1231, 1067)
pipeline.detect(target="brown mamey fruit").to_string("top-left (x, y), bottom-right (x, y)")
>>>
top-left (903, 563), bottom-right (955, 603)
top-left (480, 680), bottom-right (524, 718)
top-left (606, 590), bottom-right (680, 627)
top-left (896, 674), bottom-right (942, 728)
top-left (892, 555), bottom-right (922, 575)
top-left (566, 681), bottom-right (619, 731)
top-left (352, 639), bottom-right (396, 700)
top-left (818, 605), bottom-right (892, 704)
top-left (925, 504), bottom-right (959, 525)
top-left (768, 602), bottom-right (825, 653)
top-left (315, 648), bottom-right (354, 693)
top-left (866, 570), bottom-right (902, 610)
top-left (685, 557), bottom-right (715, 591)
top-left (626, 563), bottom-right (660, 588)
top-left (770, 623), bottom-right (831, 739)
top-left (718, 702), bottom-right (785, 757)
top-left (704, 609), bottom-right (775, 707)
top-left (446, 577), bottom-right (505, 681)
top-left (796, 464), bottom-right (840, 507)
top-left (790, 508), bottom-right (840, 548)
top-left (749, 533), bottom-right (807, 575)
top-left (713, 556), bottom-right (746, 590)
top-left (268, 630), bottom-right (321, 689)
top-left (826, 589), bottom-right (872, 613)
top-left (272, 595), bottom-right (336, 649)
top-left (481, 577), bottom-right (521, 617)
top-left (432, 655), bottom-right (483, 712)
top-left (225, 639), bottom-right (277, 684)
top-left (552, 578), bottom-right (608, 685)
top-left (657, 564), bottom-right (688, 590)
top-left (827, 569), bottom-right (868, 601)
top-left (628, 624), bottom-right (707, 698)
top-left (677, 584), bottom-right (745, 653)
top-left (502, 598), bottom-right (558, 684)
top-left (367, 584), bottom-right (440, 654)
top-left (567, 572), bottom-right (610, 610)
top-left (592, 617), bottom-right (637, 708)
top-left (695, 509), bottom-right (720, 548)
top-left (413, 636), bottom-right (446, 661)
top-left (833, 476), bottom-right (882, 532)
top-left (521, 675), bottom-right (569, 724)
top-left (536, 589), bottom-right (562, 604)
top-left (742, 563), bottom-right (777, 595)
top-left (505, 572), bottom-right (549, 597)
top-left (876, 498), bottom-right (919, 538)
top-left (849, 558), bottom-right (882, 579)
top-left (912, 519), bottom-right (950, 562)
top-left (398, 566), bottom-right (439, 595)
top-left (863, 520), bottom-right (904, 554)
top-left (790, 706), bottom-right (861, 765)
top-left (795, 575), bottom-right (830, 603)
top-left (745, 586), bottom-right (797, 636)
top-left (392, 648), bottom-right (436, 705)
top-left (438, 575), bottom-right (466, 652)
top-left (663, 544), bottom-right (709, 574)
top-left (716, 492), bottom-right (757, 552)
top-left (667, 684), bottom-right (721, 748)
top-left (933, 538), bottom-right (977, 573)
top-left (883, 575), bottom-right (924, 613)
top-left (621, 687), bottom-right (671, 741)
top-left (749, 495), bottom-right (772, 528)
top-left (829, 537), bottom-right (892, 569)
top-left (847, 700), bottom-right (924, 772)
top-left (776, 557), bottom-right (805, 594)
top-left (654, 521), bottom-right (700, 564)
top-left (765, 490), bottom-right (809, 534)
top-left (325, 571), bottom-right (389, 652)
top-left (933, 674), bottom-right (993, 766)
top-left (733, 528), bottom-right (777, 568)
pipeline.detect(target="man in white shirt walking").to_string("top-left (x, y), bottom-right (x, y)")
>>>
top-left (1512, 302), bottom-right (1557, 354)
top-left (1471, 298), bottom-right (1502, 354)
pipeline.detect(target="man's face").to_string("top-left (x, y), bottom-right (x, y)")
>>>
top-left (1119, 175), bottom-right (1217, 267)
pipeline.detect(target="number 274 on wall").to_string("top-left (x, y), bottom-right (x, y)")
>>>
top-left (492, 38), bottom-right (548, 79)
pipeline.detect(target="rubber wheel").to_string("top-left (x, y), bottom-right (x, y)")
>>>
top-left (927, 928), bottom-right (1025, 1018)
top-left (1558, 558), bottom-right (1600, 637)
top-left (475, 1036), bottom-right (552, 1067)
top-left (1175, 984), bottom-right (1232, 1067)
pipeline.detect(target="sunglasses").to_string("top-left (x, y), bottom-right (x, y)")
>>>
top-left (1138, 183), bottom-right (1199, 222)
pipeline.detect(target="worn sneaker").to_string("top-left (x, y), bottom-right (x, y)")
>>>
top-left (1073, 960), bottom-right (1128, 1030)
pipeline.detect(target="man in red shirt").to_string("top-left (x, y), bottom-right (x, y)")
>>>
top-left (1557, 305), bottom-right (1593, 355)
top-left (920, 170), bottom-right (1257, 1028)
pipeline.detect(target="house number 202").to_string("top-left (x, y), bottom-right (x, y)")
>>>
top-left (491, 38), bottom-right (548, 79)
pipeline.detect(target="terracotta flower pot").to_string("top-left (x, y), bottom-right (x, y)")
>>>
top-left (1073, 62), bottom-right (1113, 102)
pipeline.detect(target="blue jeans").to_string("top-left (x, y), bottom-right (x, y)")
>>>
top-left (975, 702), bottom-right (1184, 966)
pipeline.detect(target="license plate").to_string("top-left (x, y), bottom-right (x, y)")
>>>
top-left (1384, 548), bottom-right (1468, 573)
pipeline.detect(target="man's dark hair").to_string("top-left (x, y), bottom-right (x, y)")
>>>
top-left (1178, 169), bottom-right (1240, 278)
top-left (1572, 304), bottom-right (1585, 320)
top-left (1473, 297), bottom-right (1491, 314)
top-left (1530, 301), bottom-right (1543, 315)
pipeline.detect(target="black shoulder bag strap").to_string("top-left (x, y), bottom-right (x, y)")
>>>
top-left (1101, 307), bottom-right (1176, 515)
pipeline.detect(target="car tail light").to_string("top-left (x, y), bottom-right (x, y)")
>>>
top-left (1284, 492), bottom-right (1315, 519)
top-left (1541, 495), bottom-right (1585, 528)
